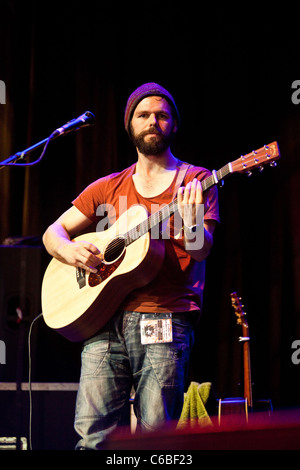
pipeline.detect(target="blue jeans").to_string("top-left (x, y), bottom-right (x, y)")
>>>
top-left (74, 310), bottom-right (196, 450)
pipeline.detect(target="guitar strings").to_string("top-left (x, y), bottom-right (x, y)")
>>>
top-left (102, 167), bottom-right (231, 262)
top-left (102, 200), bottom-right (177, 261)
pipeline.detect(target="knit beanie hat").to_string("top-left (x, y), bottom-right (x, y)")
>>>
top-left (124, 82), bottom-right (180, 134)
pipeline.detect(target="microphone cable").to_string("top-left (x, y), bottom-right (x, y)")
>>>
top-left (27, 312), bottom-right (43, 450)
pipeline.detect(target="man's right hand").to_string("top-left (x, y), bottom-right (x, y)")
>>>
top-left (43, 206), bottom-right (102, 273)
top-left (56, 240), bottom-right (102, 274)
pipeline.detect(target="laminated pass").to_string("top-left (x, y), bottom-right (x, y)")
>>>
top-left (140, 313), bottom-right (173, 344)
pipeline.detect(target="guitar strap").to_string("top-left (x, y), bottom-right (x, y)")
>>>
top-left (159, 162), bottom-right (190, 239)
top-left (171, 162), bottom-right (191, 200)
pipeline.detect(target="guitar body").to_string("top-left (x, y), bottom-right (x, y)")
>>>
top-left (42, 205), bottom-right (165, 342)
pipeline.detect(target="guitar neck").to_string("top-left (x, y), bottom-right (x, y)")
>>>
top-left (241, 323), bottom-right (253, 409)
top-left (124, 162), bottom-right (232, 246)
top-left (124, 139), bottom-right (280, 247)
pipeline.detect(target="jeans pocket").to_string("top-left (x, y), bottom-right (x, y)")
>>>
top-left (145, 320), bottom-right (194, 387)
top-left (81, 337), bottom-right (109, 377)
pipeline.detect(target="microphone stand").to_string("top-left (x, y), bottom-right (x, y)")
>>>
top-left (0, 134), bottom-right (58, 169)
top-left (0, 110), bottom-right (95, 169)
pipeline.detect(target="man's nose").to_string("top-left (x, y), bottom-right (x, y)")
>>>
top-left (148, 113), bottom-right (158, 126)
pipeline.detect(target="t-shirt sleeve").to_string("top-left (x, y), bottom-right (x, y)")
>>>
top-left (204, 184), bottom-right (220, 223)
top-left (72, 178), bottom-right (106, 223)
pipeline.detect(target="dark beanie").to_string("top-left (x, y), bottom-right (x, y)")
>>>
top-left (124, 82), bottom-right (180, 134)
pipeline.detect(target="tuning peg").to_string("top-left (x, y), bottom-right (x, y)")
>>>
top-left (247, 170), bottom-right (252, 177)
top-left (258, 165), bottom-right (264, 172)
top-left (270, 161), bottom-right (277, 167)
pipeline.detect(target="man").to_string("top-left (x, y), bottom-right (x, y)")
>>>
top-left (42, 82), bottom-right (219, 449)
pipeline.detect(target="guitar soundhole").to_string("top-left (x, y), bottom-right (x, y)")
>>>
top-left (103, 236), bottom-right (126, 263)
top-left (88, 237), bottom-right (126, 287)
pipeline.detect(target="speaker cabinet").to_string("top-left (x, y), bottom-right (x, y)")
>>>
top-left (0, 245), bottom-right (46, 382)
top-left (0, 244), bottom-right (81, 383)
top-left (0, 383), bottom-right (78, 450)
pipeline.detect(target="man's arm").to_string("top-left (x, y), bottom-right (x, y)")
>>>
top-left (183, 219), bottom-right (216, 262)
top-left (42, 205), bottom-right (101, 273)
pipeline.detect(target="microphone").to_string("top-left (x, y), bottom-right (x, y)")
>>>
top-left (50, 111), bottom-right (95, 138)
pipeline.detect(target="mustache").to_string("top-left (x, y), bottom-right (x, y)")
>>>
top-left (139, 128), bottom-right (162, 137)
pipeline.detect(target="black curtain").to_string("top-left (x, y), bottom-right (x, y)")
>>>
top-left (0, 1), bottom-right (299, 409)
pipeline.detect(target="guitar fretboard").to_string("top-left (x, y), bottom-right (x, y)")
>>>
top-left (124, 163), bottom-right (231, 247)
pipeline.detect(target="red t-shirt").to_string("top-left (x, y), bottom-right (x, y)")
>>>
top-left (72, 162), bottom-right (219, 313)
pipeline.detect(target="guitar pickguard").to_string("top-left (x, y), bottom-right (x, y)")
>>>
top-left (88, 251), bottom-right (126, 287)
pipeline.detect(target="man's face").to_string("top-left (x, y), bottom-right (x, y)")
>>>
top-left (130, 96), bottom-right (177, 155)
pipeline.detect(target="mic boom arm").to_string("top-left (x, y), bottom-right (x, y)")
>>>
top-left (0, 111), bottom-right (95, 168)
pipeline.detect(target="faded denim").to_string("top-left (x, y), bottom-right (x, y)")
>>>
top-left (74, 310), bottom-right (196, 450)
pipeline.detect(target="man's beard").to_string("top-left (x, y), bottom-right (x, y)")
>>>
top-left (130, 126), bottom-right (175, 156)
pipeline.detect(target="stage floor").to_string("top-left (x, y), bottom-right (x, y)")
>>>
top-left (104, 408), bottom-right (300, 450)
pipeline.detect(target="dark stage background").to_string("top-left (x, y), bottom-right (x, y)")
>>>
top-left (0, 1), bottom-right (299, 412)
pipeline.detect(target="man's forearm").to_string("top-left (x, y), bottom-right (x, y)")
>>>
top-left (43, 223), bottom-right (73, 261)
top-left (184, 225), bottom-right (214, 262)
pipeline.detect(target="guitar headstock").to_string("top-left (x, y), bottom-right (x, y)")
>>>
top-left (230, 141), bottom-right (280, 175)
top-left (230, 292), bottom-right (248, 326)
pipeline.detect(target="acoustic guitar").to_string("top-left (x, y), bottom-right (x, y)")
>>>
top-left (41, 142), bottom-right (280, 342)
top-left (218, 293), bottom-right (253, 424)
top-left (231, 292), bottom-right (253, 409)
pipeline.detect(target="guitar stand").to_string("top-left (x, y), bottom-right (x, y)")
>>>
top-left (239, 336), bottom-right (250, 342)
top-left (218, 397), bottom-right (250, 426)
top-left (218, 397), bottom-right (273, 426)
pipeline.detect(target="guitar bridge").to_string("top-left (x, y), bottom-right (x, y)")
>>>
top-left (76, 267), bottom-right (86, 289)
